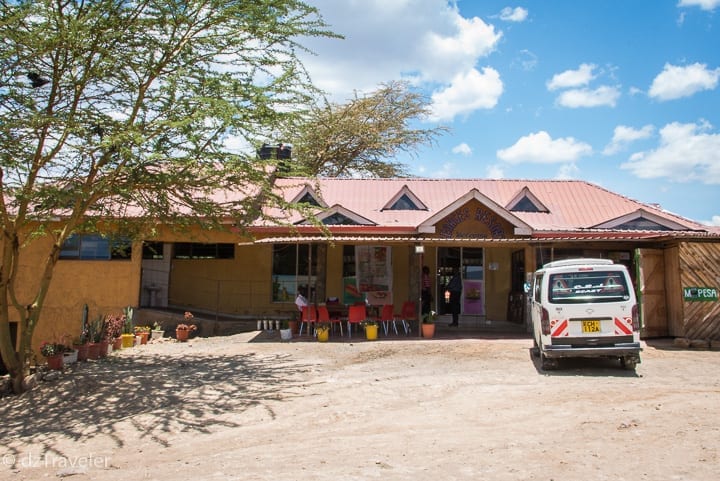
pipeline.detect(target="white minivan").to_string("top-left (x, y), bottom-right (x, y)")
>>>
top-left (530, 258), bottom-right (642, 370)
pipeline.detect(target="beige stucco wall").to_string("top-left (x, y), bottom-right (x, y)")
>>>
top-left (9, 229), bottom-right (141, 357)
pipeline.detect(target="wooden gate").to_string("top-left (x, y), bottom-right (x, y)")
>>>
top-left (678, 242), bottom-right (720, 340)
top-left (636, 248), bottom-right (668, 338)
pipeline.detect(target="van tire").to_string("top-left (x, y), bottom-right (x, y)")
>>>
top-left (540, 352), bottom-right (557, 370)
top-left (621, 357), bottom-right (638, 370)
top-left (531, 339), bottom-right (540, 358)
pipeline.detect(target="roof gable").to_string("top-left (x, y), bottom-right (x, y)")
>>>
top-left (594, 209), bottom-right (692, 231)
top-left (297, 205), bottom-right (375, 226)
top-left (506, 186), bottom-right (549, 213)
top-left (382, 185), bottom-right (428, 211)
top-left (419, 188), bottom-right (532, 236)
top-left (290, 184), bottom-right (327, 208)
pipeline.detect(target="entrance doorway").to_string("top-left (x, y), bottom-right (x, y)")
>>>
top-left (437, 247), bottom-right (484, 317)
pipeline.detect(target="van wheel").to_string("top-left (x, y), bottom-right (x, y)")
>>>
top-left (540, 352), bottom-right (557, 370)
top-left (531, 338), bottom-right (540, 358)
top-left (621, 357), bottom-right (637, 370)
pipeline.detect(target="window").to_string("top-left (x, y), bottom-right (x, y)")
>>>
top-left (342, 245), bottom-right (356, 277)
top-left (142, 242), bottom-right (164, 259)
top-left (548, 271), bottom-right (630, 304)
top-left (322, 212), bottom-right (358, 225)
top-left (272, 244), bottom-right (318, 302)
top-left (60, 234), bottom-right (132, 260)
top-left (510, 195), bottom-right (542, 212)
top-left (173, 243), bottom-right (234, 259)
top-left (298, 191), bottom-right (321, 207)
top-left (387, 193), bottom-right (420, 210)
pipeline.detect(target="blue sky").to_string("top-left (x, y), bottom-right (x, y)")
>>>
top-left (298, 0), bottom-right (720, 226)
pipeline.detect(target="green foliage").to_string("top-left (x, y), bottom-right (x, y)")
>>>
top-left (122, 307), bottom-right (134, 335)
top-left (289, 81), bottom-right (448, 178)
top-left (0, 0), bottom-right (337, 392)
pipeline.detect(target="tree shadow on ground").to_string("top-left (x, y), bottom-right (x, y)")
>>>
top-left (0, 351), bottom-right (315, 467)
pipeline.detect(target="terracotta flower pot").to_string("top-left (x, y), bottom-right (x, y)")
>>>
top-left (87, 342), bottom-right (102, 360)
top-left (176, 329), bottom-right (189, 342)
top-left (421, 323), bottom-right (435, 338)
top-left (46, 354), bottom-right (64, 371)
top-left (112, 337), bottom-right (122, 350)
top-left (74, 343), bottom-right (89, 361)
top-left (98, 340), bottom-right (109, 358)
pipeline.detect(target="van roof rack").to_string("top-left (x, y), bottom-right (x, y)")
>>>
top-left (542, 258), bottom-right (614, 269)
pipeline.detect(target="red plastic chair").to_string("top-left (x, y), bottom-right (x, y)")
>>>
top-left (379, 304), bottom-right (397, 335)
top-left (299, 305), bottom-right (318, 336)
top-left (396, 301), bottom-right (417, 335)
top-left (317, 305), bottom-right (343, 337)
top-left (347, 304), bottom-right (367, 339)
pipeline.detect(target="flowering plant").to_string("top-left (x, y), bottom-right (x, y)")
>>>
top-left (422, 311), bottom-right (437, 324)
top-left (103, 314), bottom-right (125, 341)
top-left (184, 311), bottom-right (194, 321)
top-left (134, 325), bottom-right (151, 334)
top-left (40, 341), bottom-right (67, 357)
top-left (175, 323), bottom-right (197, 332)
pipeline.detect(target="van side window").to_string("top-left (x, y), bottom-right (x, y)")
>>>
top-left (533, 273), bottom-right (543, 302)
top-left (548, 271), bottom-right (630, 304)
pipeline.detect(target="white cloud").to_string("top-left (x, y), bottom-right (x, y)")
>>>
top-left (702, 215), bottom-right (720, 226)
top-left (556, 163), bottom-right (580, 180)
top-left (547, 63), bottom-right (596, 91)
top-left (620, 120), bottom-right (720, 183)
top-left (499, 7), bottom-right (528, 22)
top-left (486, 164), bottom-right (505, 178)
top-left (452, 143), bottom-right (473, 155)
top-left (678, 0), bottom-right (720, 11)
top-left (603, 124), bottom-right (655, 155)
top-left (556, 85), bottom-right (621, 108)
top-left (300, 1), bottom-right (502, 106)
top-left (429, 67), bottom-right (503, 121)
top-left (648, 63), bottom-right (720, 101)
top-left (497, 131), bottom-right (592, 164)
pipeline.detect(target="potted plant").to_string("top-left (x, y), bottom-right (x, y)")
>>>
top-left (59, 335), bottom-right (78, 364)
top-left (40, 341), bottom-right (66, 370)
top-left (316, 322), bottom-right (330, 342)
top-left (103, 313), bottom-right (125, 352)
top-left (121, 306), bottom-right (136, 348)
top-left (134, 325), bottom-right (151, 345)
top-left (362, 320), bottom-right (379, 341)
top-left (176, 312), bottom-right (197, 342)
top-left (86, 315), bottom-right (104, 360)
top-left (151, 322), bottom-right (164, 340)
top-left (279, 320), bottom-right (292, 341)
top-left (421, 311), bottom-right (437, 338)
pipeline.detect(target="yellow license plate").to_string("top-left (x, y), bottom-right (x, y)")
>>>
top-left (582, 320), bottom-right (601, 333)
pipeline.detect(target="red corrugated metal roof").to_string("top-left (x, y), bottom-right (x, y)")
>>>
top-left (258, 177), bottom-right (709, 234)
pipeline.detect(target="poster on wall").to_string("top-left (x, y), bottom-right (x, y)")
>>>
top-left (463, 280), bottom-right (484, 315)
top-left (343, 277), bottom-right (365, 305)
top-left (355, 246), bottom-right (393, 305)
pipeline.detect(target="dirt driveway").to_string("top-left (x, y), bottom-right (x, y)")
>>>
top-left (1, 332), bottom-right (719, 481)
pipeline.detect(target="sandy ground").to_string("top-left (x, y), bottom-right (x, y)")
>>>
top-left (1, 329), bottom-right (719, 481)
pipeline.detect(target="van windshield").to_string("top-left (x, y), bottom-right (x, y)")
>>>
top-left (549, 270), bottom-right (631, 304)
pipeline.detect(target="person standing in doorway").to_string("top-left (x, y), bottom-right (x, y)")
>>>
top-left (447, 269), bottom-right (462, 327)
top-left (421, 266), bottom-right (433, 316)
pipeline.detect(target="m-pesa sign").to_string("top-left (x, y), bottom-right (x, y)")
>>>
top-left (683, 287), bottom-right (719, 302)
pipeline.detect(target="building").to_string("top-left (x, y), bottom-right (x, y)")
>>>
top-left (18, 177), bottom-right (720, 354)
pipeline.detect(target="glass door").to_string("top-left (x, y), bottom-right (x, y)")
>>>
top-left (437, 247), bottom-right (484, 316)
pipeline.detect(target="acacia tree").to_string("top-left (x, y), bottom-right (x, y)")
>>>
top-left (289, 81), bottom-right (448, 178)
top-left (0, 0), bottom-right (336, 393)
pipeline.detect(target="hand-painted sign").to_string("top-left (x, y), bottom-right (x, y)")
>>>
top-left (683, 287), bottom-right (718, 302)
